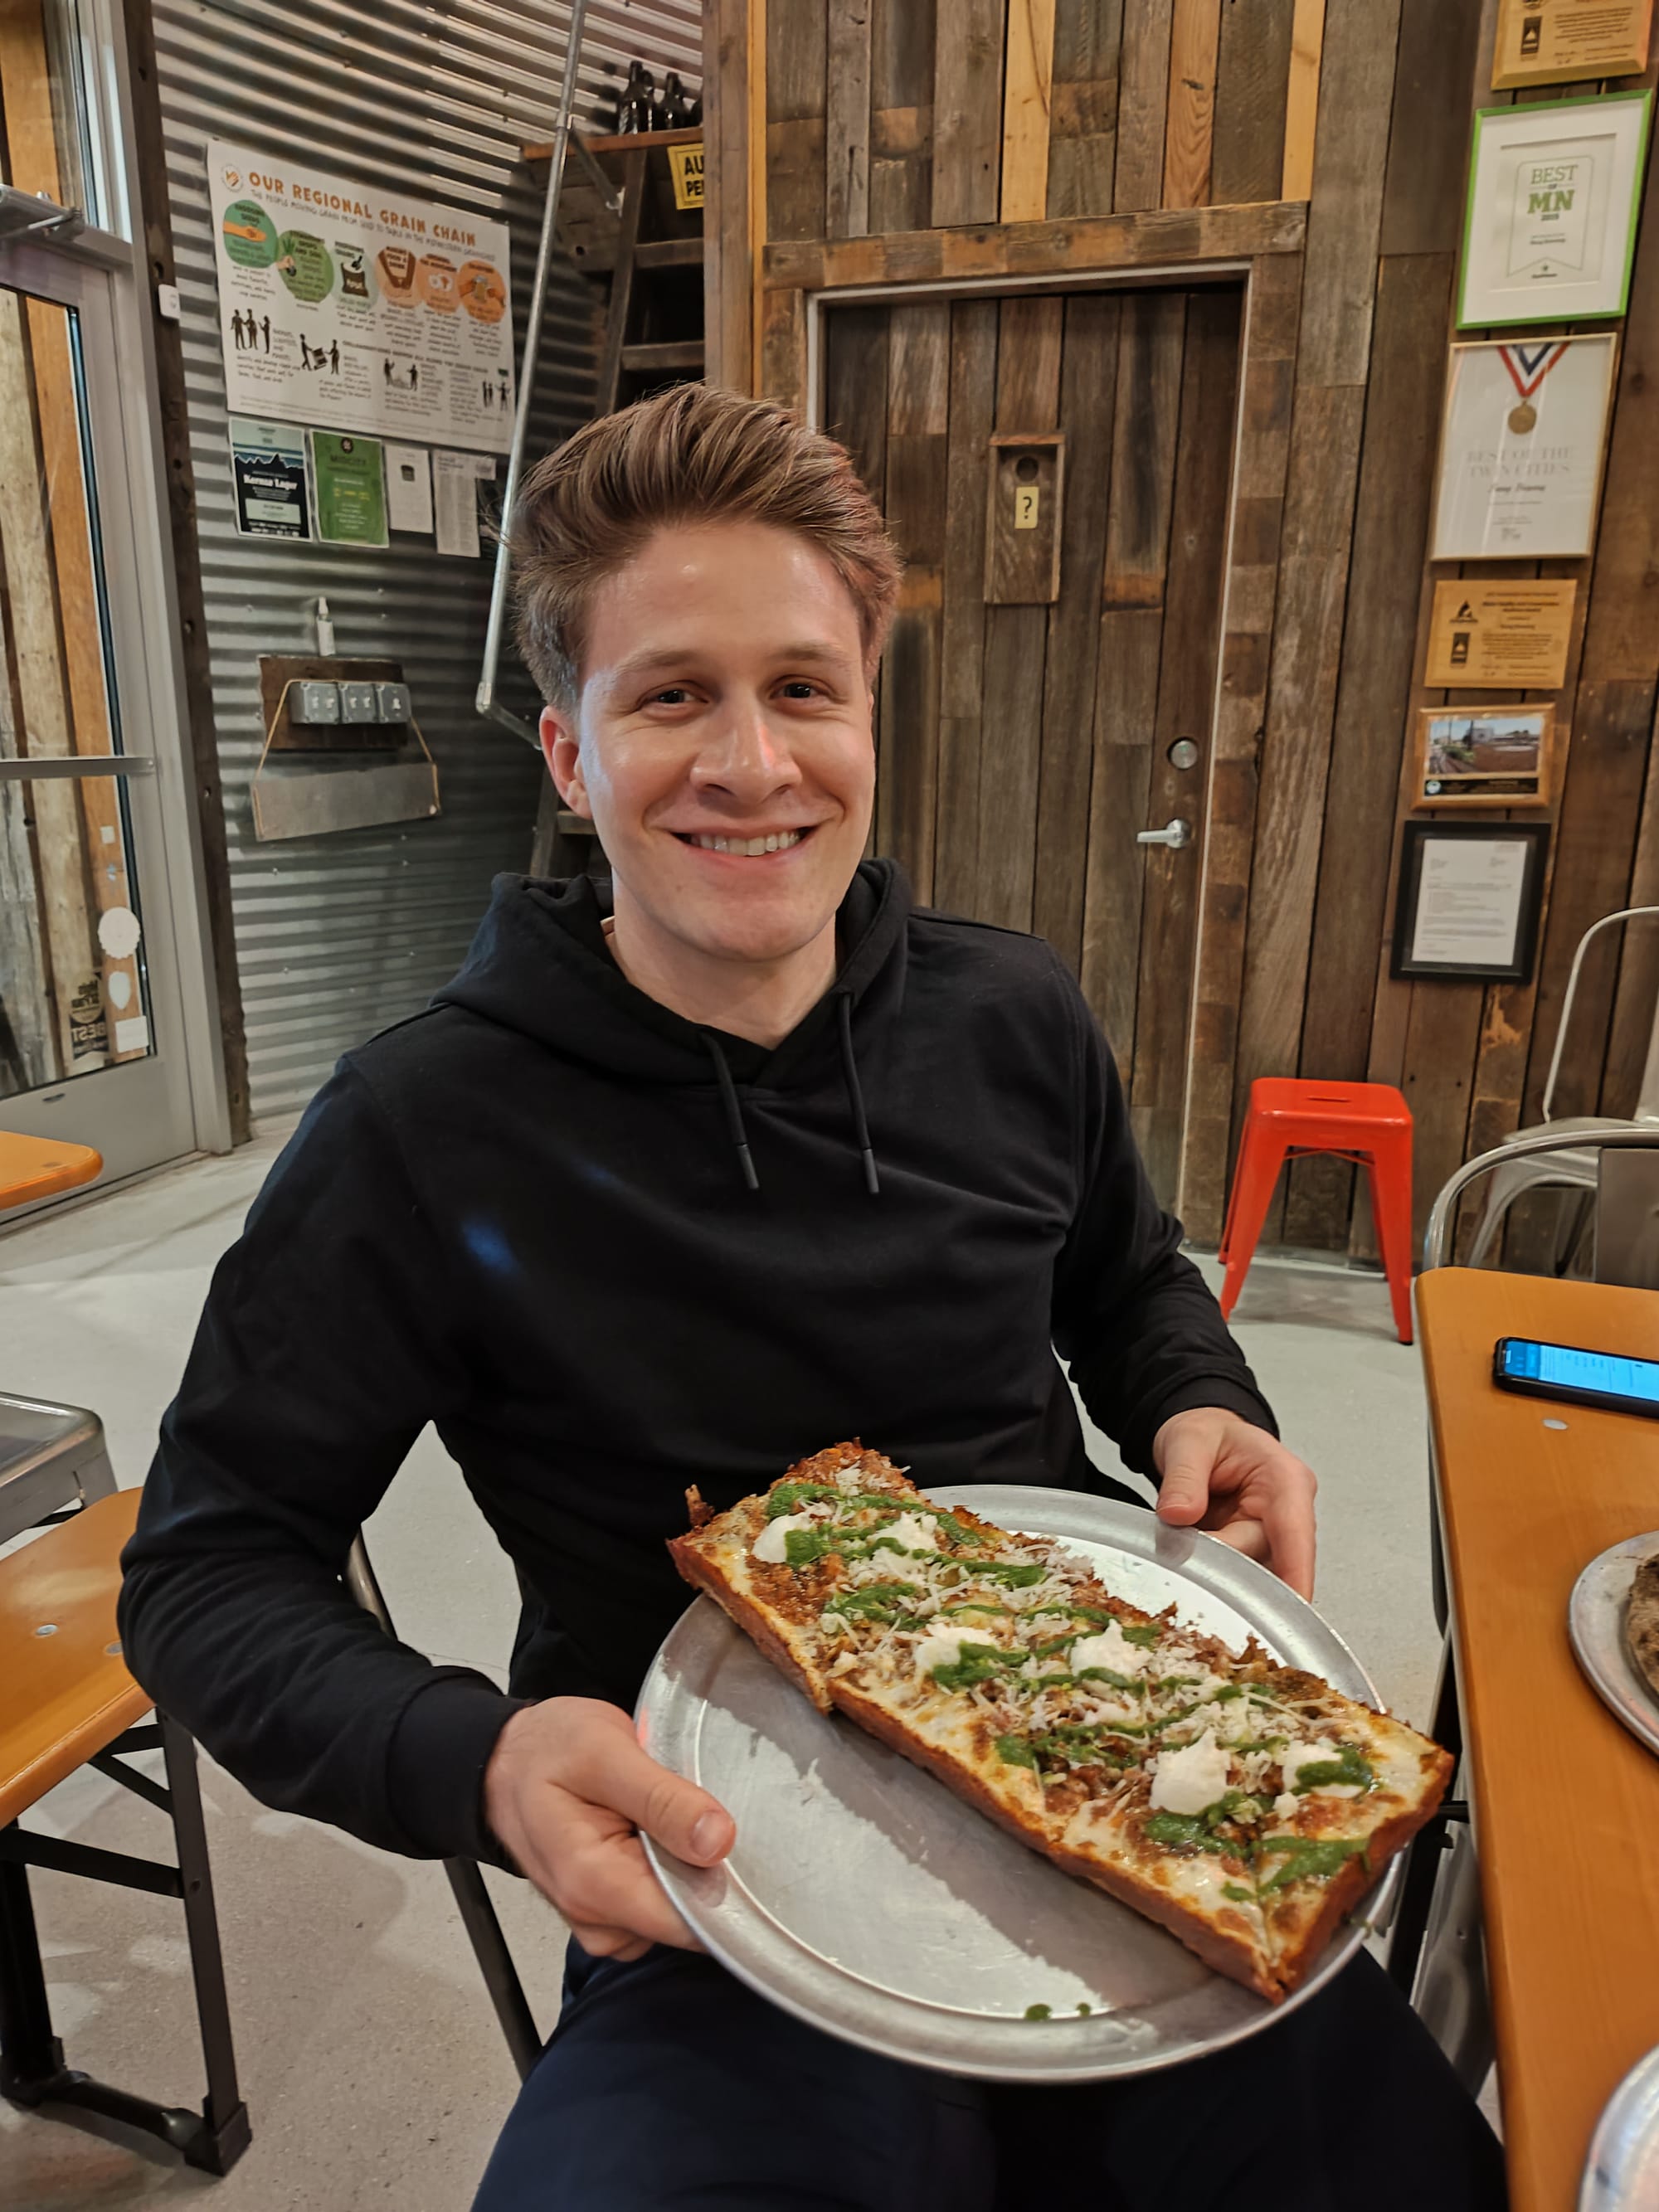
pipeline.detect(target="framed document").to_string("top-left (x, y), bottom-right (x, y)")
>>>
top-left (1412, 705), bottom-right (1556, 808)
top-left (1392, 824), bottom-right (1550, 982)
top-left (1425, 578), bottom-right (1576, 687)
top-left (1458, 91), bottom-right (1652, 326)
top-left (1493, 0), bottom-right (1653, 90)
top-left (1431, 334), bottom-right (1617, 559)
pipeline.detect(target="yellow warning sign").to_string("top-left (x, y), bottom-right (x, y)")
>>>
top-left (668, 141), bottom-right (704, 212)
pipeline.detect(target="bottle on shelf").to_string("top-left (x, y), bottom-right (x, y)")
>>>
top-left (661, 71), bottom-right (696, 128)
top-left (617, 59), bottom-right (654, 134)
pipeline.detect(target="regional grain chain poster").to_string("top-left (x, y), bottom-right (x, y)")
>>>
top-left (207, 141), bottom-right (515, 456)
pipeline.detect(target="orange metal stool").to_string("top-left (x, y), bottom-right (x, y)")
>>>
top-left (1218, 1078), bottom-right (1415, 1344)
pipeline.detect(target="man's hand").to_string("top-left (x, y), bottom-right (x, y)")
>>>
top-left (483, 1697), bottom-right (735, 1961)
top-left (1152, 1407), bottom-right (1317, 1599)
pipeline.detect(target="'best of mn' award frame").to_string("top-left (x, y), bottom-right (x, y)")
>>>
top-left (1431, 333), bottom-right (1618, 560)
top-left (1458, 91), bottom-right (1652, 328)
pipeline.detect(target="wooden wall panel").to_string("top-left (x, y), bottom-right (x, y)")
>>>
top-left (766, 0), bottom-right (828, 241)
top-left (733, 0), bottom-right (1659, 1263)
top-left (878, 304), bottom-right (951, 897)
top-left (1210, 0), bottom-right (1294, 207)
top-left (935, 0), bottom-right (1006, 226)
top-left (1161, 0), bottom-right (1220, 211)
top-left (1031, 294), bottom-right (1118, 968)
top-left (825, 1), bottom-right (873, 236)
top-left (934, 299), bottom-right (1000, 915)
top-left (976, 297), bottom-right (1063, 931)
top-left (1045, 0), bottom-right (1121, 217)
top-left (1131, 287), bottom-right (1241, 1194)
top-left (869, 0), bottom-right (936, 232)
top-left (1113, 0), bottom-right (1175, 211)
top-left (998, 0), bottom-right (1055, 222)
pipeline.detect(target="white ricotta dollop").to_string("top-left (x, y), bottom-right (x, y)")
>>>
top-left (752, 1510), bottom-right (817, 1564)
top-left (872, 1511), bottom-right (940, 1560)
top-left (1277, 1737), bottom-right (1365, 1798)
top-left (1068, 1621), bottom-right (1152, 1679)
top-left (1272, 1791), bottom-right (1300, 1820)
top-left (1147, 1728), bottom-right (1232, 1816)
top-left (910, 1626), bottom-right (985, 1678)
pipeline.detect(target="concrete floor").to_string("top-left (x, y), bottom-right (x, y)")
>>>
top-left (0, 1133), bottom-right (1447, 2209)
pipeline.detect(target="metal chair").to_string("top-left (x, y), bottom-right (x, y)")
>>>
top-left (343, 1535), bottom-right (542, 2080)
top-left (1467, 907), bottom-right (1659, 1270)
top-left (1389, 1123), bottom-right (1659, 2090)
top-left (0, 1393), bottom-right (117, 1547)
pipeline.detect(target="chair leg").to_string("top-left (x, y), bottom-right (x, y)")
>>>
top-left (1218, 1130), bottom-right (1288, 1320)
top-left (443, 1859), bottom-right (542, 2081)
top-left (1365, 1137), bottom-right (1416, 1344)
top-left (0, 1849), bottom-right (63, 2100)
top-left (159, 1714), bottom-right (250, 2172)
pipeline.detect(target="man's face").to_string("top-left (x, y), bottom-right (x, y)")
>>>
top-left (542, 520), bottom-right (875, 966)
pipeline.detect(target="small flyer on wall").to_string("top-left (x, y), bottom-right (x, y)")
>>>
top-left (229, 418), bottom-right (310, 539)
top-left (310, 430), bottom-right (388, 547)
top-left (206, 139), bottom-right (514, 455)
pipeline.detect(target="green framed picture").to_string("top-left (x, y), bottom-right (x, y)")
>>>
top-left (1457, 90), bottom-right (1653, 328)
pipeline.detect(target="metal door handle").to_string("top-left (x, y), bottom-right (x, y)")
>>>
top-left (1136, 818), bottom-right (1192, 849)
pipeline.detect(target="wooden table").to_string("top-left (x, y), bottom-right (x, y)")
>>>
top-left (0, 1130), bottom-right (102, 1211)
top-left (1418, 1269), bottom-right (1659, 2212)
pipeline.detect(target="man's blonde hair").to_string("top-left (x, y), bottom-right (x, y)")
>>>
top-left (510, 382), bottom-right (902, 709)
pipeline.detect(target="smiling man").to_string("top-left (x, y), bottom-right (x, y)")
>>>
top-left (121, 386), bottom-right (1502, 2210)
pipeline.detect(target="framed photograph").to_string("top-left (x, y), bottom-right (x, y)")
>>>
top-left (1392, 823), bottom-right (1551, 982)
top-left (1493, 0), bottom-right (1653, 90)
top-left (1413, 705), bottom-right (1556, 808)
top-left (1431, 333), bottom-right (1617, 559)
top-left (1458, 90), bottom-right (1652, 326)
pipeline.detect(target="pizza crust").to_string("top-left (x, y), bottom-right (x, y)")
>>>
top-left (1626, 1554), bottom-right (1659, 1702)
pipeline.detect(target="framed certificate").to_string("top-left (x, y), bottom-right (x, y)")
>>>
top-left (1391, 824), bottom-right (1550, 982)
top-left (1431, 333), bottom-right (1617, 559)
top-left (1424, 578), bottom-right (1575, 688)
top-left (1493, 0), bottom-right (1653, 90)
top-left (1412, 705), bottom-right (1556, 809)
top-left (1458, 91), bottom-right (1652, 326)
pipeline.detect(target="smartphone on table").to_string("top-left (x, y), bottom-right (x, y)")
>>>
top-left (1492, 1336), bottom-right (1659, 1420)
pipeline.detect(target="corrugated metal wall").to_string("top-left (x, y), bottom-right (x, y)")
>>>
top-left (153, 0), bottom-right (703, 1118)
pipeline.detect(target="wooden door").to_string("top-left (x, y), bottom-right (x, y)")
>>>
top-left (823, 284), bottom-right (1243, 1205)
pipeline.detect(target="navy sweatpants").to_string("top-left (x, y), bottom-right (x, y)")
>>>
top-left (471, 1939), bottom-right (1506, 2211)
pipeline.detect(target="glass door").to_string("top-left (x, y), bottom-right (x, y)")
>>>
top-left (0, 239), bottom-right (204, 1183)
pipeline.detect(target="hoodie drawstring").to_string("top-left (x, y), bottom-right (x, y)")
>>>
top-left (836, 992), bottom-right (882, 1197)
top-left (699, 998), bottom-right (882, 1198)
top-left (703, 1034), bottom-right (761, 1193)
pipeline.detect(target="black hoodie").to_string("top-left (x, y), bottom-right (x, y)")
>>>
top-left (119, 861), bottom-right (1273, 1866)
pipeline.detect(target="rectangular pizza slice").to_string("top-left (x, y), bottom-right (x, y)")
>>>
top-left (668, 1441), bottom-right (1452, 2003)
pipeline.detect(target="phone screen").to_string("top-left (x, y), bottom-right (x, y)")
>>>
top-left (1498, 1337), bottom-right (1659, 1405)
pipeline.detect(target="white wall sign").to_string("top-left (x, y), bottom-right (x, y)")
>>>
top-left (1458, 92), bottom-right (1652, 327)
top-left (206, 140), bottom-right (514, 455)
top-left (1431, 334), bottom-right (1617, 560)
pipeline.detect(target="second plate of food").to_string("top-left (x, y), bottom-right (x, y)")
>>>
top-left (637, 1483), bottom-right (1402, 2082)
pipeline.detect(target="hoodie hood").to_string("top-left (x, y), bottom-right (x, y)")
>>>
top-left (432, 857), bottom-right (910, 1192)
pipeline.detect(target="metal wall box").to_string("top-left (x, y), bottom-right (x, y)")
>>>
top-left (375, 682), bottom-right (412, 724)
top-left (984, 432), bottom-right (1066, 605)
top-left (289, 681), bottom-right (342, 725)
top-left (338, 682), bottom-right (380, 723)
top-left (258, 656), bottom-right (406, 751)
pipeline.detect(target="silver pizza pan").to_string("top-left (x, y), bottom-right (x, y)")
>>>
top-left (1569, 1529), bottom-right (1659, 1762)
top-left (637, 1483), bottom-right (1405, 2082)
